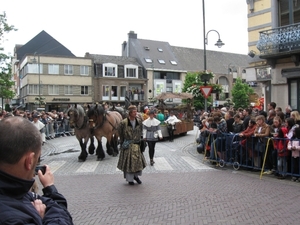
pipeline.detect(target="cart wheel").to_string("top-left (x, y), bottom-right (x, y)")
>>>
top-left (233, 162), bottom-right (240, 170)
top-left (219, 159), bottom-right (225, 167)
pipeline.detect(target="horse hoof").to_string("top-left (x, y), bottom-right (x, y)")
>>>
top-left (97, 157), bottom-right (104, 161)
top-left (88, 149), bottom-right (95, 155)
top-left (78, 158), bottom-right (86, 162)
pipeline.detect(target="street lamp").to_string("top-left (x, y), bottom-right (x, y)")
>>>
top-left (202, 0), bottom-right (224, 112)
top-left (32, 53), bottom-right (44, 108)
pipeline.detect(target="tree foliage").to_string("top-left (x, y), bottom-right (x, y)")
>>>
top-left (231, 77), bottom-right (254, 109)
top-left (183, 71), bottom-right (222, 110)
top-left (0, 12), bottom-right (17, 108)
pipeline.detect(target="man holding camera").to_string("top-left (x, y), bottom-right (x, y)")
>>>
top-left (0, 116), bottom-right (73, 224)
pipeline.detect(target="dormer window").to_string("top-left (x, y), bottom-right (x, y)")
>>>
top-left (144, 58), bottom-right (152, 63)
top-left (103, 63), bottom-right (117, 77)
top-left (144, 46), bottom-right (150, 50)
top-left (158, 48), bottom-right (163, 52)
top-left (170, 60), bottom-right (177, 65)
top-left (158, 59), bottom-right (165, 64)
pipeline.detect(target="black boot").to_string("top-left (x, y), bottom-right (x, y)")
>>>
top-left (134, 176), bottom-right (142, 184)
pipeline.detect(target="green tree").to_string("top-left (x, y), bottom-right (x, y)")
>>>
top-left (231, 77), bottom-right (254, 109)
top-left (0, 12), bottom-right (17, 109)
top-left (182, 72), bottom-right (205, 110)
top-left (182, 71), bottom-right (222, 110)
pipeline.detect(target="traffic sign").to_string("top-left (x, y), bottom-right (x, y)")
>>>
top-left (200, 86), bottom-right (212, 98)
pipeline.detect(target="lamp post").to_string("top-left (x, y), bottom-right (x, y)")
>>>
top-left (32, 53), bottom-right (43, 109)
top-left (202, 0), bottom-right (224, 112)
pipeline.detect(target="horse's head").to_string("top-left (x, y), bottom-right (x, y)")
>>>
top-left (67, 104), bottom-right (83, 128)
top-left (87, 104), bottom-right (105, 129)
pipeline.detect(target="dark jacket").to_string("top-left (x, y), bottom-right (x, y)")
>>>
top-left (0, 170), bottom-right (73, 225)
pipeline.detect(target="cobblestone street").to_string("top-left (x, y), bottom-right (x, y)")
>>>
top-left (40, 127), bottom-right (300, 225)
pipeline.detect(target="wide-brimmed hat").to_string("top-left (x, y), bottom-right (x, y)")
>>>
top-left (32, 114), bottom-right (40, 118)
top-left (148, 110), bottom-right (155, 115)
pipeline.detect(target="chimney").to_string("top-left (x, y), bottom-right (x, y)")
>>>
top-left (128, 31), bottom-right (137, 39)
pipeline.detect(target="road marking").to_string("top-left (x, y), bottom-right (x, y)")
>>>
top-left (48, 161), bottom-right (66, 173)
top-left (153, 157), bottom-right (173, 170)
top-left (181, 156), bottom-right (214, 170)
top-left (76, 161), bottom-right (99, 173)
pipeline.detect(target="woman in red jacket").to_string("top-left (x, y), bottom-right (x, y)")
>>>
top-left (272, 116), bottom-right (288, 179)
top-left (239, 119), bottom-right (257, 164)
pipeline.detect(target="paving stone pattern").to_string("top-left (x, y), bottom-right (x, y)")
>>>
top-left (40, 127), bottom-right (300, 225)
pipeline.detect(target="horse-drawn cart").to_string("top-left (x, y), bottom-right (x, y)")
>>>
top-left (155, 92), bottom-right (195, 138)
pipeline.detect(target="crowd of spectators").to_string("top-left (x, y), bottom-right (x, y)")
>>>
top-left (0, 108), bottom-right (73, 144)
top-left (195, 103), bottom-right (300, 180)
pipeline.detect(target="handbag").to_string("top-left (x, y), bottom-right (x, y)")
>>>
top-left (122, 139), bottom-right (132, 149)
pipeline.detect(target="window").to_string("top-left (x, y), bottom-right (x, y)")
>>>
top-left (158, 59), bottom-right (165, 64)
top-left (81, 86), bottom-right (88, 95)
top-left (64, 65), bottom-right (73, 75)
top-left (144, 58), bottom-right (152, 63)
top-left (48, 85), bottom-right (59, 95)
top-left (48, 64), bottom-right (59, 74)
top-left (120, 86), bottom-right (126, 101)
top-left (28, 64), bottom-right (43, 74)
top-left (111, 86), bottom-right (118, 100)
top-left (126, 68), bottom-right (136, 77)
top-left (103, 63), bottom-right (117, 77)
top-left (64, 85), bottom-right (73, 95)
top-left (279, 0), bottom-right (300, 25)
top-left (105, 67), bottom-right (115, 76)
top-left (28, 85), bottom-right (39, 94)
top-left (103, 85), bottom-right (109, 97)
top-left (170, 60), bottom-right (177, 65)
top-left (158, 48), bottom-right (163, 52)
top-left (125, 65), bottom-right (138, 78)
top-left (80, 65), bottom-right (89, 75)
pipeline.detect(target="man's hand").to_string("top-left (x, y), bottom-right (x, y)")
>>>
top-left (32, 199), bottom-right (46, 218)
top-left (37, 165), bottom-right (54, 188)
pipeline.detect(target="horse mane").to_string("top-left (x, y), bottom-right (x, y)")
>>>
top-left (67, 104), bottom-right (85, 116)
top-left (87, 104), bottom-right (105, 118)
top-left (75, 104), bottom-right (85, 117)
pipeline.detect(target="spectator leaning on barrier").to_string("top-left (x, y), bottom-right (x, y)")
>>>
top-left (232, 113), bottom-right (245, 133)
top-left (270, 116), bottom-right (283, 173)
top-left (291, 110), bottom-right (300, 126)
top-left (209, 114), bottom-right (227, 161)
top-left (225, 110), bottom-right (234, 133)
top-left (271, 116), bottom-right (288, 178)
top-left (285, 105), bottom-right (292, 119)
top-left (253, 115), bottom-right (270, 169)
top-left (239, 118), bottom-right (257, 165)
top-left (243, 108), bottom-right (252, 130)
top-left (287, 127), bottom-right (300, 181)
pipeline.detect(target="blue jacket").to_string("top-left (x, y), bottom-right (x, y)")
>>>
top-left (0, 170), bottom-right (73, 225)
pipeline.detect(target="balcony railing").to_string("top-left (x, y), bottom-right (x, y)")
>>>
top-left (256, 23), bottom-right (300, 56)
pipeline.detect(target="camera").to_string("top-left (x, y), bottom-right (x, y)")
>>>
top-left (35, 165), bottom-right (46, 175)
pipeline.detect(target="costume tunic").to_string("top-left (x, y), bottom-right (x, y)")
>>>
top-left (117, 118), bottom-right (147, 181)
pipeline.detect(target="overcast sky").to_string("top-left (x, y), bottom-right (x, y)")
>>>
top-left (2, 0), bottom-right (248, 57)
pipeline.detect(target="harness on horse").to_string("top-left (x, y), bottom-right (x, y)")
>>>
top-left (91, 111), bottom-right (118, 131)
top-left (75, 115), bottom-right (88, 130)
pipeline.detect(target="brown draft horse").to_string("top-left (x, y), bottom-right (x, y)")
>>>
top-left (67, 104), bottom-right (95, 162)
top-left (87, 103), bottom-right (122, 161)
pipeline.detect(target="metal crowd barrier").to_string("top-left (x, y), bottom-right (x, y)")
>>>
top-left (201, 132), bottom-right (300, 179)
top-left (44, 119), bottom-right (74, 139)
